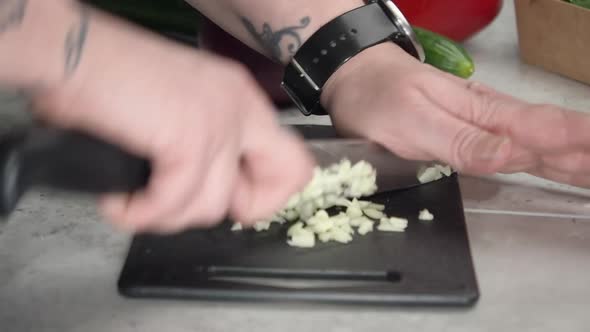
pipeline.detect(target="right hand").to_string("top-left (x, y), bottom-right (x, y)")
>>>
top-left (31, 21), bottom-right (313, 234)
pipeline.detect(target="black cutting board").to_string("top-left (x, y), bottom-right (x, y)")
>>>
top-left (118, 125), bottom-right (479, 306)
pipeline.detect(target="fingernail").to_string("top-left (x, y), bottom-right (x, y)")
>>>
top-left (475, 137), bottom-right (510, 162)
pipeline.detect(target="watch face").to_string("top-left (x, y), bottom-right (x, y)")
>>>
top-left (379, 0), bottom-right (425, 62)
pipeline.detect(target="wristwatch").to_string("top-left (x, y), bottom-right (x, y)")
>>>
top-left (281, 0), bottom-right (425, 116)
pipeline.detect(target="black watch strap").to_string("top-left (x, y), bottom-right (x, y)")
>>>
top-left (281, 1), bottom-right (422, 116)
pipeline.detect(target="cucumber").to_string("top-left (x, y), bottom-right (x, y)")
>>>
top-left (413, 26), bottom-right (475, 78)
top-left (566, 0), bottom-right (590, 10)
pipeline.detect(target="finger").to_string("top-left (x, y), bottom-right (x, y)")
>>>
top-left (230, 124), bottom-right (314, 225)
top-left (530, 167), bottom-right (590, 189)
top-left (541, 151), bottom-right (590, 175)
top-left (150, 144), bottom-right (241, 234)
top-left (439, 79), bottom-right (590, 153)
top-left (397, 105), bottom-right (514, 175)
top-left (99, 157), bottom-right (205, 232)
top-left (496, 144), bottom-right (540, 174)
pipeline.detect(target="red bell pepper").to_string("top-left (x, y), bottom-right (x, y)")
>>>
top-left (395, 0), bottom-right (503, 41)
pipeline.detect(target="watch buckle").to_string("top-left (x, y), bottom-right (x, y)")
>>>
top-left (281, 81), bottom-right (313, 116)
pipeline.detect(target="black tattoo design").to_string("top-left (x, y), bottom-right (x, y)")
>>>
top-left (64, 8), bottom-right (89, 77)
top-left (0, 0), bottom-right (28, 33)
top-left (241, 16), bottom-right (310, 63)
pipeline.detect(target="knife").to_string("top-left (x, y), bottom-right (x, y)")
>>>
top-left (0, 127), bottom-right (429, 217)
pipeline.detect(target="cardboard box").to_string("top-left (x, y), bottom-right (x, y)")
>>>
top-left (515, 0), bottom-right (590, 85)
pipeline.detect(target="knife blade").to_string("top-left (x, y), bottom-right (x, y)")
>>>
top-left (0, 127), bottom-right (429, 218)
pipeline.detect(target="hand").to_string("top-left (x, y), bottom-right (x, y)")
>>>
top-left (323, 43), bottom-right (590, 187)
top-left (31, 22), bottom-right (313, 233)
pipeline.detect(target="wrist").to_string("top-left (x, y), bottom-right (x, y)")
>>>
top-left (280, 1), bottom-right (424, 116)
top-left (320, 42), bottom-right (417, 112)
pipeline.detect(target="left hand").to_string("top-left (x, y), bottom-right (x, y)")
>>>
top-left (322, 43), bottom-right (590, 187)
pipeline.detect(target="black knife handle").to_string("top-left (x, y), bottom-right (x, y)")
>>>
top-left (0, 127), bottom-right (151, 217)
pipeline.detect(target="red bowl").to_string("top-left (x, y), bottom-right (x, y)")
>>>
top-left (198, 0), bottom-right (502, 106)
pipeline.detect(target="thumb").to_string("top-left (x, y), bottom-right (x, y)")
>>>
top-left (230, 126), bottom-right (314, 224)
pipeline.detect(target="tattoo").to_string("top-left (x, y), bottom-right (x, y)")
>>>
top-left (241, 16), bottom-right (310, 63)
top-left (0, 0), bottom-right (27, 33)
top-left (64, 7), bottom-right (89, 77)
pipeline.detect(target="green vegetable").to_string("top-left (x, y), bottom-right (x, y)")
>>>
top-left (413, 26), bottom-right (475, 78)
top-left (566, 0), bottom-right (590, 10)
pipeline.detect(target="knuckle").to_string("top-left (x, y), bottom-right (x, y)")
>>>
top-left (466, 82), bottom-right (499, 126)
top-left (449, 127), bottom-right (480, 172)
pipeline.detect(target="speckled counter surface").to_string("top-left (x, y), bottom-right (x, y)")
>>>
top-left (2, 2), bottom-right (590, 331)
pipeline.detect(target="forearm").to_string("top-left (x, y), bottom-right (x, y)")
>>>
top-left (0, 0), bottom-right (192, 93)
top-left (0, 0), bottom-right (87, 89)
top-left (186, 0), bottom-right (364, 64)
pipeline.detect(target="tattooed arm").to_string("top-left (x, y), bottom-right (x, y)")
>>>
top-left (0, 0), bottom-right (86, 89)
top-left (185, 0), bottom-right (364, 64)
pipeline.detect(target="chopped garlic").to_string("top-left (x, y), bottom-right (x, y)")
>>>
top-left (357, 220), bottom-right (374, 235)
top-left (377, 216), bottom-right (408, 232)
top-left (334, 197), bottom-right (352, 207)
top-left (287, 222), bottom-right (304, 237)
top-left (253, 220), bottom-right (272, 231)
top-left (287, 228), bottom-right (315, 248)
top-left (230, 159), bottom-right (415, 248)
top-left (346, 203), bottom-right (363, 219)
top-left (231, 223), bottom-right (242, 231)
top-left (377, 223), bottom-right (406, 232)
top-left (417, 166), bottom-right (443, 184)
top-left (418, 209), bottom-right (434, 221)
top-left (417, 164), bottom-right (453, 184)
top-left (285, 195), bottom-right (300, 209)
top-left (350, 216), bottom-right (371, 227)
top-left (330, 228), bottom-right (353, 243)
top-left (387, 216), bottom-right (409, 228)
top-left (339, 223), bottom-right (354, 235)
top-left (312, 218), bottom-right (335, 233)
top-left (318, 232), bottom-right (332, 243)
top-left (357, 200), bottom-right (372, 208)
top-left (435, 165), bottom-right (453, 177)
top-left (368, 203), bottom-right (385, 211)
top-left (306, 210), bottom-right (329, 226)
top-left (283, 209), bottom-right (299, 222)
top-left (364, 208), bottom-right (385, 220)
top-left (298, 201), bottom-right (315, 221)
top-left (332, 212), bottom-right (350, 226)
top-left (315, 196), bottom-right (326, 209)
